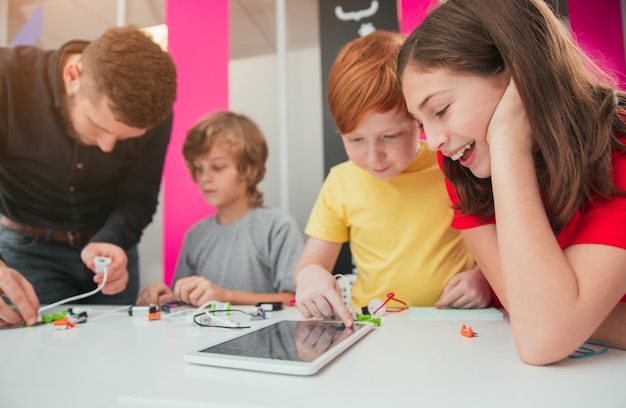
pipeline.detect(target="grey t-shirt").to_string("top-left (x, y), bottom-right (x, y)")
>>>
top-left (173, 207), bottom-right (303, 293)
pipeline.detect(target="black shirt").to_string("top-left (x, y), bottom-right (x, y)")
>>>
top-left (0, 41), bottom-right (172, 250)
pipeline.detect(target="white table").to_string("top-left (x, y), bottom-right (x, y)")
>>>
top-left (1, 305), bottom-right (625, 408)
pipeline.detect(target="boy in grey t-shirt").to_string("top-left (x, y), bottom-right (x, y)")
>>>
top-left (136, 111), bottom-right (303, 307)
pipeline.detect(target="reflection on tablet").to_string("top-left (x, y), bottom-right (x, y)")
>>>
top-left (200, 320), bottom-right (358, 362)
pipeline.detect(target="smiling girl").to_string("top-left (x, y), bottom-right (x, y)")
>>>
top-left (398, 0), bottom-right (626, 365)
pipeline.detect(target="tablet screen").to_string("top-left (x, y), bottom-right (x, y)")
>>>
top-left (186, 319), bottom-right (375, 375)
top-left (199, 320), bottom-right (362, 362)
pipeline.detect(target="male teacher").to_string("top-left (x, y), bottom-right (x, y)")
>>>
top-left (0, 25), bottom-right (177, 326)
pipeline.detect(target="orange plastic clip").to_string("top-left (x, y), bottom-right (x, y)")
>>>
top-left (52, 316), bottom-right (77, 330)
top-left (148, 312), bottom-right (161, 321)
top-left (460, 324), bottom-right (477, 338)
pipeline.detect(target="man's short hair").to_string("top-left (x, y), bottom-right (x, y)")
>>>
top-left (80, 25), bottom-right (177, 129)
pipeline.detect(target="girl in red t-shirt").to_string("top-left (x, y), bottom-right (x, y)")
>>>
top-left (398, 0), bottom-right (626, 365)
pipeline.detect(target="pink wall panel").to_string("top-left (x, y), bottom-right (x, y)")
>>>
top-left (164, 1), bottom-right (229, 285)
top-left (398, 0), bottom-right (438, 34)
top-left (568, 0), bottom-right (626, 88)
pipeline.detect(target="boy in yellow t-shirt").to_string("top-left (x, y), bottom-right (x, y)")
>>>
top-left (293, 31), bottom-right (492, 327)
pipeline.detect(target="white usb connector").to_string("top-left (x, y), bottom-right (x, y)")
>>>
top-left (94, 256), bottom-right (112, 273)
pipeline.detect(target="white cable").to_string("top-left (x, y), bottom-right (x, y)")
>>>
top-left (164, 301), bottom-right (221, 321)
top-left (202, 311), bottom-right (243, 328)
top-left (163, 305), bottom-right (195, 320)
top-left (195, 300), bottom-right (221, 313)
top-left (89, 304), bottom-right (131, 322)
top-left (38, 257), bottom-right (110, 314)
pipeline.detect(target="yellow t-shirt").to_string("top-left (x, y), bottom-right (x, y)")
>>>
top-left (305, 142), bottom-right (474, 309)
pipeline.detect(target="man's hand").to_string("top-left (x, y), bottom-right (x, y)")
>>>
top-left (81, 243), bottom-right (128, 295)
top-left (0, 263), bottom-right (39, 326)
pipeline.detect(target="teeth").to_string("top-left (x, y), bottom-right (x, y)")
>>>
top-left (451, 141), bottom-right (474, 161)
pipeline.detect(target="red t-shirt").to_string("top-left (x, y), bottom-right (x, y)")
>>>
top-left (438, 140), bottom-right (626, 302)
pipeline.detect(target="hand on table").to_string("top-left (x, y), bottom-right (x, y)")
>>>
top-left (0, 263), bottom-right (39, 326)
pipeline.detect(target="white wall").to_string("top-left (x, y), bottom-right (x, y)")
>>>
top-left (229, 47), bottom-right (325, 229)
top-left (138, 45), bottom-right (325, 290)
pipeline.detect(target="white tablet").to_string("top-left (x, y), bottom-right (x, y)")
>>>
top-left (184, 319), bottom-right (375, 376)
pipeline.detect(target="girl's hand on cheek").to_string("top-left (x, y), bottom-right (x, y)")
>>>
top-left (487, 78), bottom-right (533, 156)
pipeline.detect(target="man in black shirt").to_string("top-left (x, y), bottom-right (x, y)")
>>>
top-left (0, 25), bottom-right (177, 326)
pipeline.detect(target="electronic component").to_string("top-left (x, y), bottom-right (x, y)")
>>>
top-left (255, 302), bottom-right (282, 311)
top-left (128, 304), bottom-right (160, 316)
top-left (94, 256), bottom-right (112, 273)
